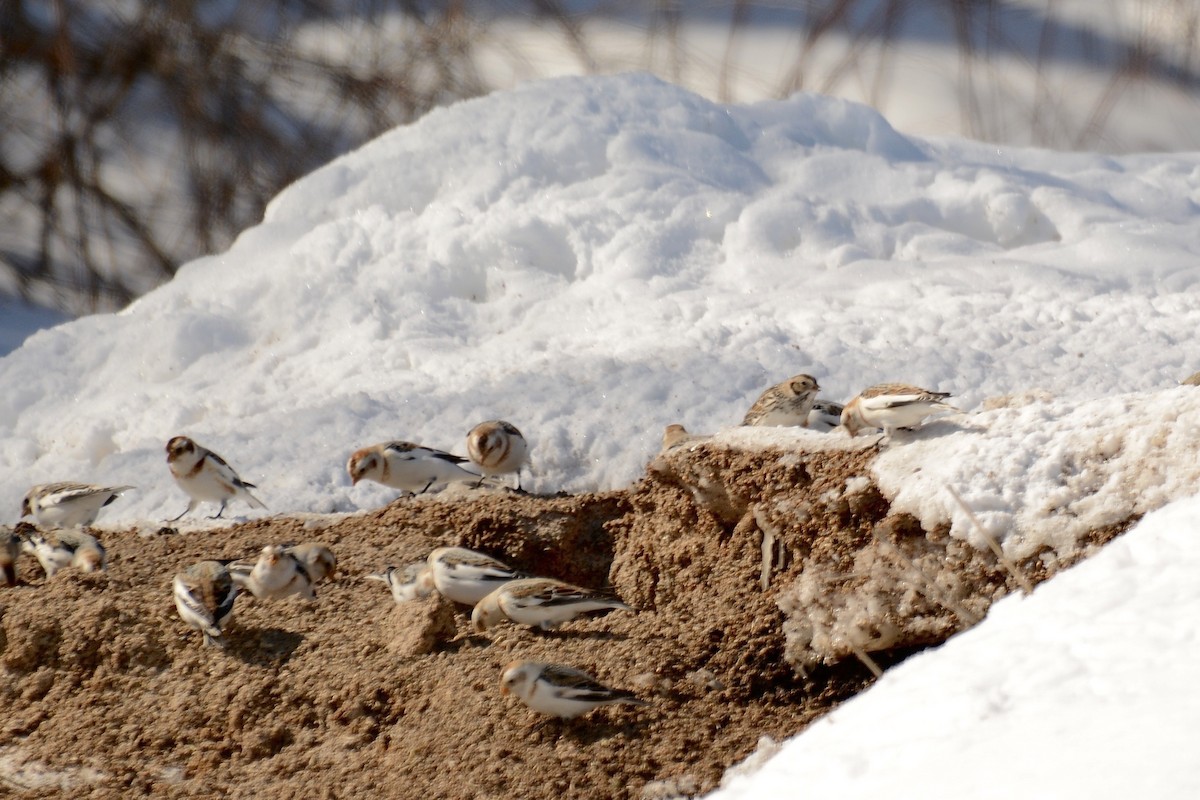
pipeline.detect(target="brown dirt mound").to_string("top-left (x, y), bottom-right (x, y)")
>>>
top-left (0, 442), bottom-right (1134, 798)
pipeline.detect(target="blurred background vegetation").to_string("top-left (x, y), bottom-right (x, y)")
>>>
top-left (2, 0), bottom-right (1197, 313)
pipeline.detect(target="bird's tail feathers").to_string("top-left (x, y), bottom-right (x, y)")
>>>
top-left (243, 491), bottom-right (268, 510)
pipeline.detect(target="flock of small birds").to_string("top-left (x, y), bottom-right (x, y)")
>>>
top-left (2, 378), bottom-right (968, 720)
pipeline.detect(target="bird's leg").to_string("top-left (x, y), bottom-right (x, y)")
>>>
top-left (170, 499), bottom-right (198, 522)
top-left (473, 475), bottom-right (485, 489)
top-left (419, 479), bottom-right (435, 494)
top-left (208, 500), bottom-right (227, 520)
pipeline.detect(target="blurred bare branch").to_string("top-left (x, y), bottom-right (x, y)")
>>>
top-left (0, 0), bottom-right (487, 312)
top-left (2, 0), bottom-right (1197, 314)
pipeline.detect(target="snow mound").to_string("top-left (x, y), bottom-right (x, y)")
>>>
top-left (1, 73), bottom-right (1199, 526)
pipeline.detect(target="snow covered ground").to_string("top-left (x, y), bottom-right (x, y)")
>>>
top-left (3, 73), bottom-right (1199, 794)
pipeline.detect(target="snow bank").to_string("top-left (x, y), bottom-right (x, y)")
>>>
top-left (709, 493), bottom-right (1200, 799)
top-left (1, 73), bottom-right (1198, 530)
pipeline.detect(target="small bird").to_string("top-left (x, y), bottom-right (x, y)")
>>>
top-left (21, 482), bottom-right (135, 528)
top-left (284, 542), bottom-right (337, 584)
top-left (227, 541), bottom-right (336, 590)
top-left (742, 374), bottom-right (821, 427)
top-left (425, 546), bottom-right (527, 606)
top-left (840, 383), bottom-right (960, 438)
top-left (165, 436), bottom-right (267, 521)
top-left (233, 544), bottom-right (315, 601)
top-left (500, 661), bottom-right (648, 719)
top-left (365, 562), bottom-right (434, 604)
top-left (19, 527), bottom-right (106, 577)
top-left (347, 441), bottom-right (482, 495)
top-left (0, 526), bottom-right (20, 586)
top-left (466, 420), bottom-right (529, 491)
top-left (472, 577), bottom-right (634, 632)
top-left (807, 399), bottom-right (846, 432)
top-left (173, 561), bottom-right (239, 648)
top-left (660, 424), bottom-right (710, 452)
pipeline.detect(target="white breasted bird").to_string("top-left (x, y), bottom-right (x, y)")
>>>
top-left (807, 399), bottom-right (846, 432)
top-left (21, 482), bottom-right (135, 528)
top-left (742, 374), bottom-right (821, 427)
top-left (1, 526), bottom-right (20, 586)
top-left (173, 560), bottom-right (239, 648)
top-left (841, 383), bottom-right (960, 439)
top-left (284, 542), bottom-right (337, 584)
top-left (365, 562), bottom-right (434, 604)
top-left (347, 441), bottom-right (482, 495)
top-left (500, 661), bottom-right (648, 719)
top-left (472, 577), bottom-right (633, 632)
top-left (425, 546), bottom-right (527, 606)
top-left (466, 420), bottom-right (529, 491)
top-left (234, 544), bottom-right (315, 601)
top-left (165, 436), bottom-right (267, 521)
top-left (19, 527), bottom-right (106, 577)
top-left (227, 541), bottom-right (336, 591)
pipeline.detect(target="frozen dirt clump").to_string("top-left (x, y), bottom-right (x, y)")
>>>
top-left (645, 435), bottom-right (1135, 676)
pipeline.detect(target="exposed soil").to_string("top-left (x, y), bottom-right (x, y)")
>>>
top-left (0, 440), bottom-right (1135, 799)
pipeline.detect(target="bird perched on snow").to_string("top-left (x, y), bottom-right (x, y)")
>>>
top-left (19, 527), bottom-right (106, 577)
top-left (806, 399), bottom-right (846, 432)
top-left (0, 526), bottom-right (20, 586)
top-left (840, 383), bottom-right (960, 439)
top-left (232, 544), bottom-right (315, 601)
top-left (742, 374), bottom-right (821, 427)
top-left (472, 577), bottom-right (634, 632)
top-left (500, 661), bottom-right (648, 719)
top-left (347, 441), bottom-right (482, 495)
top-left (165, 436), bottom-right (267, 520)
top-left (21, 482), bottom-right (135, 528)
top-left (173, 560), bottom-right (239, 648)
top-left (466, 420), bottom-right (529, 491)
top-left (425, 546), bottom-right (527, 606)
top-left (365, 562), bottom-right (433, 604)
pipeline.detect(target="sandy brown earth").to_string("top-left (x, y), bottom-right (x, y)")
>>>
top-left (0, 440), bottom-right (1135, 799)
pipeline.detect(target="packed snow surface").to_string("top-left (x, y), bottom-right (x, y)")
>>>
top-left (3, 72), bottom-right (1200, 796)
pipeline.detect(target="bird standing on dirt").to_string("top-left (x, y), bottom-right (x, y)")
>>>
top-left (365, 562), bottom-right (433, 604)
top-left (173, 560), bottom-right (239, 648)
top-left (230, 544), bottom-right (315, 601)
top-left (424, 546), bottom-right (527, 606)
top-left (500, 661), bottom-right (648, 719)
top-left (19, 526), bottom-right (106, 577)
top-left (472, 577), bottom-right (633, 632)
